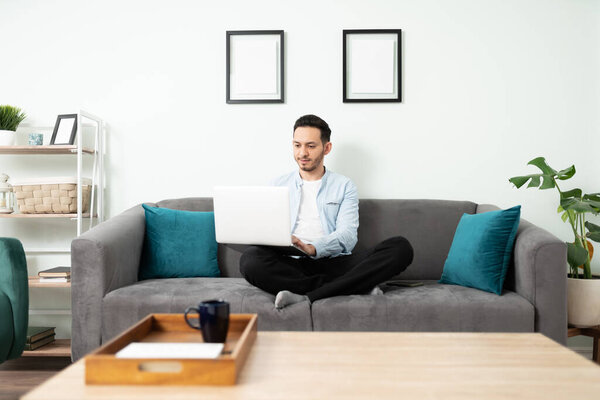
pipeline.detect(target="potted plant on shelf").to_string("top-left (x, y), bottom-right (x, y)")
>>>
top-left (0, 105), bottom-right (27, 146)
top-left (509, 157), bottom-right (600, 327)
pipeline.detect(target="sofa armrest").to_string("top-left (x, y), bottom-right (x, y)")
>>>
top-left (512, 220), bottom-right (567, 344)
top-left (71, 204), bottom-right (147, 361)
top-left (477, 204), bottom-right (567, 345)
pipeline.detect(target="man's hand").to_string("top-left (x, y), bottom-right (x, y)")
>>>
top-left (292, 236), bottom-right (316, 257)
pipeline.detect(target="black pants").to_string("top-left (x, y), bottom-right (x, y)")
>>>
top-left (239, 236), bottom-right (414, 303)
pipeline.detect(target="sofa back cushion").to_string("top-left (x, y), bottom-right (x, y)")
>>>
top-left (356, 199), bottom-right (477, 280)
top-left (156, 197), bottom-right (477, 280)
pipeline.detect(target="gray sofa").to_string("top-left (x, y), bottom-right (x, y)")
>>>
top-left (71, 198), bottom-right (567, 361)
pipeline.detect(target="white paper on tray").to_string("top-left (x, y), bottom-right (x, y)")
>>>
top-left (115, 342), bottom-right (224, 359)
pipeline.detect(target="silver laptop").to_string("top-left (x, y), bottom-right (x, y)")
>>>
top-left (213, 186), bottom-right (309, 256)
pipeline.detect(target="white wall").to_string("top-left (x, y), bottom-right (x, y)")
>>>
top-left (1, 0), bottom-right (599, 342)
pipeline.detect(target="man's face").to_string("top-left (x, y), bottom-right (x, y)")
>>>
top-left (293, 126), bottom-right (331, 173)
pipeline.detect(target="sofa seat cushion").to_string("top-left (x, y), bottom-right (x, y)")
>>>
top-left (101, 278), bottom-right (311, 343)
top-left (311, 281), bottom-right (534, 332)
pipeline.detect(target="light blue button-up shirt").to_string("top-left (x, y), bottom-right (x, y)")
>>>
top-left (271, 168), bottom-right (359, 259)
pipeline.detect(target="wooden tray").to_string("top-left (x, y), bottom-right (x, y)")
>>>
top-left (85, 313), bottom-right (257, 385)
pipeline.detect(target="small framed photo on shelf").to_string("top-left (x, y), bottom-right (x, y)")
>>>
top-left (343, 29), bottom-right (402, 103)
top-left (226, 30), bottom-right (284, 104)
top-left (50, 114), bottom-right (77, 145)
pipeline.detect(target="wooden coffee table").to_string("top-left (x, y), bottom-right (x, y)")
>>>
top-left (22, 332), bottom-right (600, 400)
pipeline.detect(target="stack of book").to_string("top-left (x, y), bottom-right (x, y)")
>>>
top-left (25, 327), bottom-right (55, 350)
top-left (37, 266), bottom-right (71, 283)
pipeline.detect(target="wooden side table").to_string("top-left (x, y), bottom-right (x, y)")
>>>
top-left (568, 325), bottom-right (600, 364)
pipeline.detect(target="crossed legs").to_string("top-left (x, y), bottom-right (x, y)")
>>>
top-left (239, 236), bottom-right (414, 305)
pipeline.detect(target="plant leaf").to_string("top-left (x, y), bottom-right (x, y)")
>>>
top-left (585, 221), bottom-right (600, 233)
top-left (561, 198), bottom-right (596, 213)
top-left (586, 232), bottom-right (600, 243)
top-left (583, 200), bottom-right (600, 212)
top-left (567, 242), bottom-right (589, 269)
top-left (583, 193), bottom-right (600, 203)
top-left (540, 175), bottom-right (556, 189)
top-left (527, 176), bottom-right (541, 188)
top-left (527, 157), bottom-right (557, 175)
top-left (556, 165), bottom-right (576, 180)
top-left (560, 188), bottom-right (582, 200)
top-left (509, 157), bottom-right (571, 191)
top-left (508, 176), bottom-right (534, 188)
top-left (561, 211), bottom-right (569, 223)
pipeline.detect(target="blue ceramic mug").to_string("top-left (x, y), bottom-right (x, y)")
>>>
top-left (184, 299), bottom-right (230, 343)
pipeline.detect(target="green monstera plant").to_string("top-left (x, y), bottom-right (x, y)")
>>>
top-left (509, 157), bottom-right (600, 279)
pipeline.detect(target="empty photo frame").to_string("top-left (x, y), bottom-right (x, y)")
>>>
top-left (50, 114), bottom-right (77, 145)
top-left (343, 29), bottom-right (402, 102)
top-left (226, 30), bottom-right (284, 104)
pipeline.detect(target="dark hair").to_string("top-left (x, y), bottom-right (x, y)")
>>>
top-left (293, 114), bottom-right (331, 143)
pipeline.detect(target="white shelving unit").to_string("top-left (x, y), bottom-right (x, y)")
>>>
top-left (0, 110), bottom-right (105, 235)
top-left (0, 110), bottom-right (106, 357)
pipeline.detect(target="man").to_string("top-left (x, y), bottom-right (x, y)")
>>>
top-left (240, 114), bottom-right (414, 309)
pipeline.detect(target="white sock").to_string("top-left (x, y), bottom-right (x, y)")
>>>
top-left (275, 290), bottom-right (308, 309)
top-left (369, 286), bottom-right (384, 295)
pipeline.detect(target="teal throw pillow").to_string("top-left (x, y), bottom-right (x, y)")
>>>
top-left (438, 205), bottom-right (521, 295)
top-left (139, 204), bottom-right (220, 280)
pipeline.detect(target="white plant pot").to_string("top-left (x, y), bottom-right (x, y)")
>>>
top-left (567, 277), bottom-right (600, 327)
top-left (0, 130), bottom-right (16, 146)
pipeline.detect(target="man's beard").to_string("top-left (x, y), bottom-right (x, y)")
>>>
top-left (298, 152), bottom-right (324, 172)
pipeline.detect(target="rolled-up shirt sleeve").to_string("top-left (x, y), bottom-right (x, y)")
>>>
top-left (308, 181), bottom-right (359, 259)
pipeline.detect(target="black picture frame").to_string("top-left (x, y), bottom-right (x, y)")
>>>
top-left (343, 29), bottom-right (402, 103)
top-left (50, 114), bottom-right (78, 145)
top-left (226, 30), bottom-right (285, 104)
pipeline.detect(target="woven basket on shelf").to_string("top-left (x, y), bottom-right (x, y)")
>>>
top-left (12, 177), bottom-right (92, 214)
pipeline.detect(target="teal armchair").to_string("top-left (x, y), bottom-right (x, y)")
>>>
top-left (0, 238), bottom-right (28, 362)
